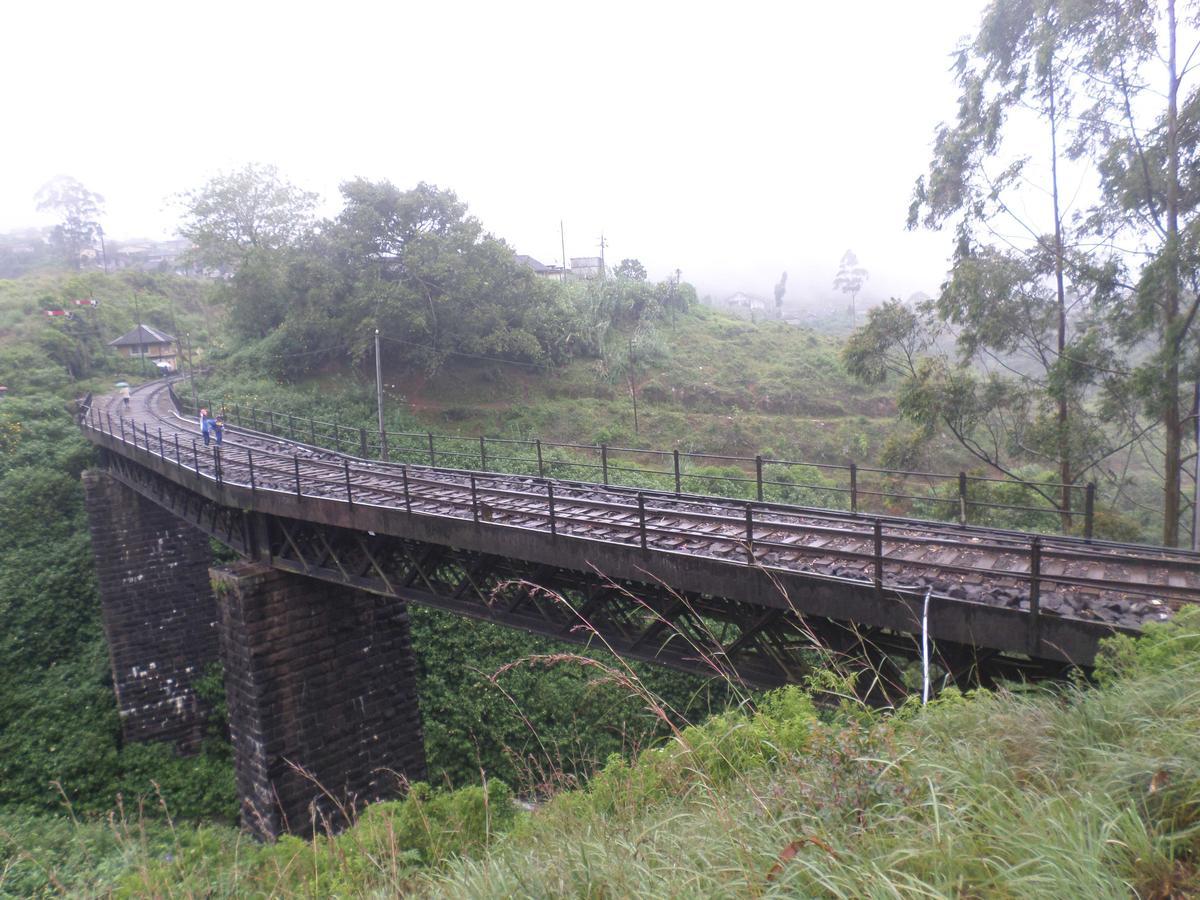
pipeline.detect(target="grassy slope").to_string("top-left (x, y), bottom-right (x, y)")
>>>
top-left (11, 615), bottom-right (1200, 897)
top-left (385, 306), bottom-right (906, 464)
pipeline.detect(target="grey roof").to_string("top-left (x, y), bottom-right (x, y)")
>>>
top-left (108, 324), bottom-right (176, 347)
top-left (515, 254), bottom-right (556, 273)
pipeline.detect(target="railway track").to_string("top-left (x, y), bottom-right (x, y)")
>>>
top-left (83, 379), bottom-right (1200, 632)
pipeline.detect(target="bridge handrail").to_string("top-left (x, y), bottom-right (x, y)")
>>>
top-left (182, 391), bottom-right (1099, 539)
top-left (82, 405), bottom-right (1200, 640)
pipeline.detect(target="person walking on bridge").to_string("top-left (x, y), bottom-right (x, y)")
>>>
top-left (200, 407), bottom-right (212, 446)
top-left (120, 385), bottom-right (131, 407)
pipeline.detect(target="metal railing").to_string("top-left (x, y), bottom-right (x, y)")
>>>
top-left (183, 390), bottom-right (1098, 538)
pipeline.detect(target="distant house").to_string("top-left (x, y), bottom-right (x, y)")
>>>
top-left (515, 255), bottom-right (568, 280)
top-left (109, 324), bottom-right (177, 371)
top-left (569, 256), bottom-right (605, 279)
top-left (722, 292), bottom-right (769, 316)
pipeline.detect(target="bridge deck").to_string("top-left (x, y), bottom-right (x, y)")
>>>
top-left (80, 380), bottom-right (1200, 672)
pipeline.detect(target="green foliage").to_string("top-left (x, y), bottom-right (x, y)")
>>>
top-left (176, 163), bottom-right (318, 272)
top-left (0, 277), bottom-right (235, 820)
top-left (1094, 605), bottom-right (1200, 686)
top-left (410, 606), bottom-right (731, 794)
top-left (111, 779), bottom-right (514, 897)
top-left (432, 623), bottom-right (1200, 898)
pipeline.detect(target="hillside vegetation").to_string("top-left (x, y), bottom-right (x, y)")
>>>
top-left (5, 611), bottom-right (1199, 897)
top-left (0, 270), bottom-right (731, 822)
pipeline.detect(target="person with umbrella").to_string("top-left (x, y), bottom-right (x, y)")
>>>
top-left (117, 382), bottom-right (131, 407)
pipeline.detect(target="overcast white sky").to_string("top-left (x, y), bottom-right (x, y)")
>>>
top-left (4, 0), bottom-right (992, 303)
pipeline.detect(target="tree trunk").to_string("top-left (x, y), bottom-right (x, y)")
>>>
top-left (1164, 0), bottom-right (1183, 546)
top-left (1048, 60), bottom-right (1073, 533)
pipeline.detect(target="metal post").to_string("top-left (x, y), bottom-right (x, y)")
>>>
top-left (601, 444), bottom-right (608, 486)
top-left (359, 428), bottom-right (368, 458)
top-left (174, 433), bottom-right (180, 467)
top-left (375, 329), bottom-right (388, 461)
top-left (745, 503), bottom-right (754, 559)
top-left (1029, 536), bottom-right (1042, 652)
top-left (536, 439), bottom-right (544, 478)
top-left (344, 459), bottom-right (352, 507)
top-left (402, 464), bottom-right (412, 513)
top-left (107, 412), bottom-right (113, 436)
top-left (192, 439), bottom-right (200, 477)
top-left (850, 462), bottom-right (858, 515)
top-left (873, 519), bottom-right (884, 598)
top-left (268, 410), bottom-right (275, 434)
top-left (142, 423), bottom-right (150, 450)
top-left (288, 414), bottom-right (296, 441)
top-left (213, 447), bottom-right (222, 485)
top-left (470, 474), bottom-right (479, 522)
top-left (293, 455), bottom-right (302, 499)
top-left (1084, 482), bottom-right (1096, 541)
top-left (310, 417), bottom-right (316, 445)
top-left (248, 449), bottom-right (256, 495)
top-left (958, 472), bottom-right (968, 526)
top-left (1194, 382), bottom-right (1200, 552)
top-left (548, 483), bottom-right (557, 536)
top-left (158, 427), bottom-right (164, 458)
top-left (235, 404), bottom-right (242, 427)
top-left (428, 432), bottom-right (436, 466)
top-left (120, 417), bottom-right (126, 443)
top-left (673, 449), bottom-right (681, 497)
top-left (480, 436), bottom-right (488, 472)
top-left (252, 408), bottom-right (259, 431)
top-left (755, 455), bottom-right (764, 502)
top-left (637, 492), bottom-right (647, 549)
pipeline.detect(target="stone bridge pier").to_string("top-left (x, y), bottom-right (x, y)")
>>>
top-left (83, 470), bottom-right (427, 839)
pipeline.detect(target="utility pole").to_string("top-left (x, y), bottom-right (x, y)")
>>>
top-left (560, 220), bottom-right (568, 282)
top-left (186, 332), bottom-right (198, 413)
top-left (375, 328), bottom-right (388, 461)
top-left (598, 232), bottom-right (607, 278)
top-left (133, 291), bottom-right (146, 376)
top-left (98, 224), bottom-right (108, 274)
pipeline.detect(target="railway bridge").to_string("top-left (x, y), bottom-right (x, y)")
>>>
top-left (77, 380), bottom-right (1200, 837)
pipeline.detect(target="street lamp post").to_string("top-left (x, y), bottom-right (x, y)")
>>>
top-left (375, 328), bottom-right (388, 461)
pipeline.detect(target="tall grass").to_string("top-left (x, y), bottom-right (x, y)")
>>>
top-left (6, 610), bottom-right (1200, 897)
top-left (425, 613), bottom-right (1200, 898)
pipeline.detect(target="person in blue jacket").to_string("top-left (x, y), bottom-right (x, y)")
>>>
top-left (200, 407), bottom-right (212, 446)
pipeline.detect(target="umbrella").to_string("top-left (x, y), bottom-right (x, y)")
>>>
top-left (114, 381), bottom-right (129, 388)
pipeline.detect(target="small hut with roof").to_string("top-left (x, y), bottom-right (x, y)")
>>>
top-left (108, 324), bottom-right (177, 371)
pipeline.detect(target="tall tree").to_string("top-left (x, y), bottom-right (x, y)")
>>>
top-left (774, 271), bottom-right (788, 318)
top-left (34, 176), bottom-right (104, 270)
top-left (1069, 0), bottom-right (1200, 545)
top-left (904, 0), bottom-right (1130, 528)
top-left (614, 258), bottom-right (647, 281)
top-left (177, 163), bottom-right (318, 272)
top-left (833, 250), bottom-right (868, 325)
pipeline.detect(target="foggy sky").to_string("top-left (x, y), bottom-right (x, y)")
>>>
top-left (4, 1), bottom-right (991, 305)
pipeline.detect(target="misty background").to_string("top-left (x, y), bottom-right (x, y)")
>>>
top-left (3, 1), bottom-right (991, 306)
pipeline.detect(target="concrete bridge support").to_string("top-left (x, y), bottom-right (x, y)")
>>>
top-left (210, 563), bottom-right (427, 839)
top-left (82, 469), bottom-right (220, 753)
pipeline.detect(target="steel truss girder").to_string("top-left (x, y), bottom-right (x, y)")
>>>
top-left (99, 455), bottom-right (1075, 693)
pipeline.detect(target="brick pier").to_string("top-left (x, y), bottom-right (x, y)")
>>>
top-left (210, 563), bottom-right (427, 839)
top-left (82, 469), bottom-right (219, 752)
